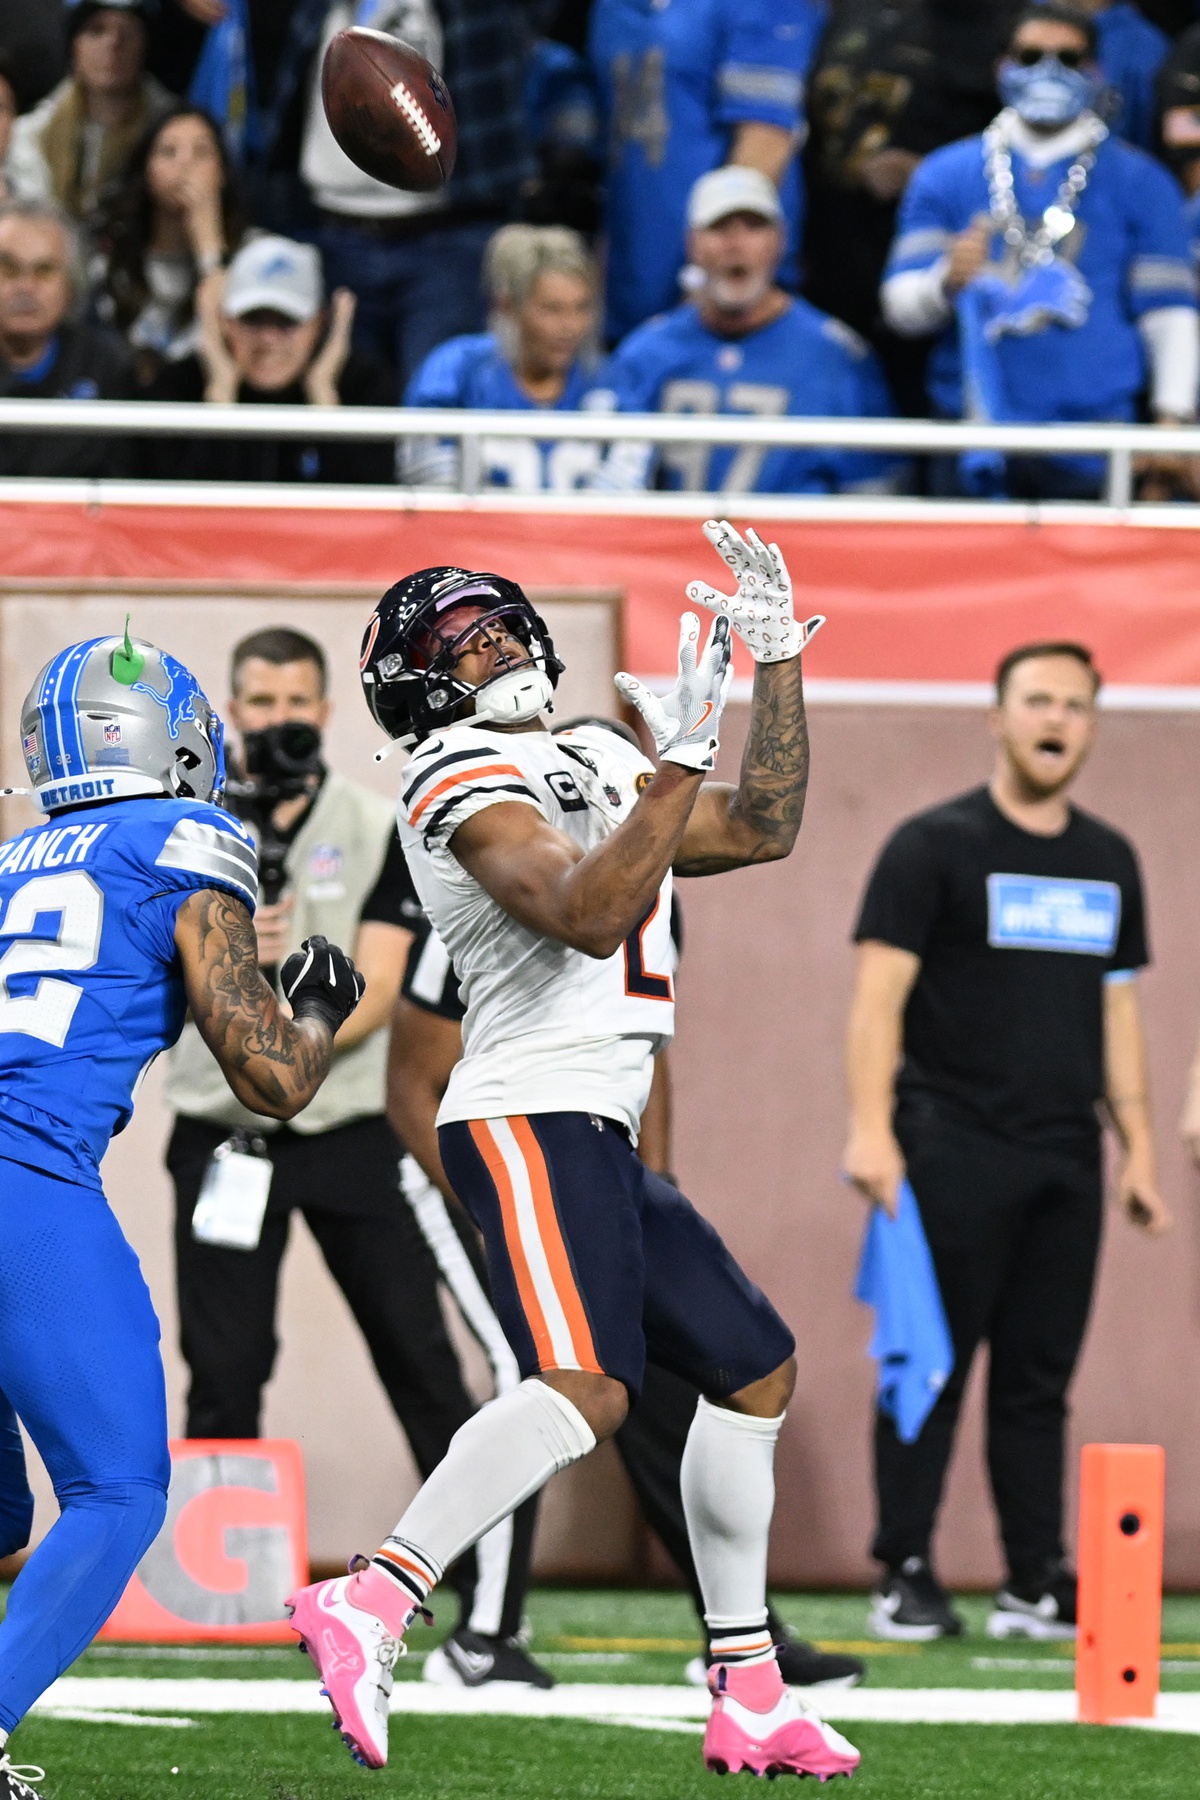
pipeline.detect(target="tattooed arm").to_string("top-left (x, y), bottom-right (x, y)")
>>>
top-left (175, 887), bottom-right (335, 1118)
top-left (672, 652), bottom-right (810, 876)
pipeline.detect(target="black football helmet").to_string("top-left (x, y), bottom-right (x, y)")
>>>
top-left (360, 566), bottom-right (564, 747)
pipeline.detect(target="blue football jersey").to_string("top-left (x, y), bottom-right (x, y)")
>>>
top-left (589, 0), bottom-right (827, 341)
top-left (0, 796), bottom-right (257, 1188)
top-left (596, 297), bottom-right (899, 493)
top-left (403, 333), bottom-right (608, 490)
top-left (886, 132), bottom-right (1197, 422)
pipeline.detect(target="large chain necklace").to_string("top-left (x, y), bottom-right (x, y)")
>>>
top-left (982, 112), bottom-right (1108, 268)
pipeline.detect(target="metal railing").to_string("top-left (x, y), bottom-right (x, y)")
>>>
top-left (2, 399), bottom-right (1199, 507)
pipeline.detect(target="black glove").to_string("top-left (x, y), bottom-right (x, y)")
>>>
top-left (279, 935), bottom-right (365, 1035)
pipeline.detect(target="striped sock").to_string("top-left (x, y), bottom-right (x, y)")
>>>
top-left (708, 1620), bottom-right (777, 1669)
top-left (371, 1536), bottom-right (442, 1610)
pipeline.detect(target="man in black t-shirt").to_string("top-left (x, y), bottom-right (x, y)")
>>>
top-left (844, 640), bottom-right (1168, 1644)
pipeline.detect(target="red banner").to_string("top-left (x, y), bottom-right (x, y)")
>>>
top-left (4, 499), bottom-right (1200, 686)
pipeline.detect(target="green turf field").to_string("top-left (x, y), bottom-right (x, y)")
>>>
top-left (14, 1590), bottom-right (1200, 1798)
top-left (70, 1587), bottom-right (1200, 1690)
top-left (10, 1716), bottom-right (1200, 1800)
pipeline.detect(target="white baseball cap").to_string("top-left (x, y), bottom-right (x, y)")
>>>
top-left (687, 165), bottom-right (784, 231)
top-left (221, 236), bottom-right (324, 322)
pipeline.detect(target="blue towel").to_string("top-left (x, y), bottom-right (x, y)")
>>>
top-left (854, 1178), bottom-right (953, 1444)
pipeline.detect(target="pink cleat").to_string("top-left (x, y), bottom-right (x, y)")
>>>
top-left (287, 1566), bottom-right (416, 1768)
top-left (704, 1662), bottom-right (861, 1781)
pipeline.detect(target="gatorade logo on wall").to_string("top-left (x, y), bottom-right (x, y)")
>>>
top-left (99, 1439), bottom-right (308, 1643)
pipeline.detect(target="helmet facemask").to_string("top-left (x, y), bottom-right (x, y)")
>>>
top-left (412, 598), bottom-right (555, 730)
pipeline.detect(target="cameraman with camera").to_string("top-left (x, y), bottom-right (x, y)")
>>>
top-left (162, 625), bottom-right (483, 1507)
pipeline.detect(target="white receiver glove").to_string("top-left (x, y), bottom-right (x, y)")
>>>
top-left (686, 518), bottom-right (824, 664)
top-left (615, 611), bottom-right (733, 773)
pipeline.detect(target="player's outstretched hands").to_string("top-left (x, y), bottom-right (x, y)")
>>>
top-left (615, 611), bottom-right (732, 773)
top-left (280, 935), bottom-right (366, 1035)
top-left (687, 519), bottom-right (824, 664)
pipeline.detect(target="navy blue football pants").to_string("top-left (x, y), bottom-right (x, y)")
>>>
top-left (0, 1158), bottom-right (169, 1729)
top-left (440, 1111), bottom-right (794, 1399)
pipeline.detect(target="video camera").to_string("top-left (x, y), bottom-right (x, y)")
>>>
top-left (226, 722), bottom-right (325, 918)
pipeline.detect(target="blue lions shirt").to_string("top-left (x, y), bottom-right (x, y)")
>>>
top-left (854, 787), bottom-right (1148, 1149)
top-left (404, 333), bottom-right (606, 490)
top-left (595, 297), bottom-right (899, 493)
top-left (589, 0), bottom-right (827, 341)
top-left (0, 797), bottom-right (257, 1188)
top-left (885, 131), bottom-right (1196, 422)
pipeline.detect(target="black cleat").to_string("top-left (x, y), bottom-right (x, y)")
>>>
top-left (988, 1560), bottom-right (1077, 1640)
top-left (687, 1624), bottom-right (865, 1691)
top-left (774, 1630), bottom-right (866, 1690)
top-left (0, 1753), bottom-right (45, 1798)
top-left (869, 1556), bottom-right (964, 1641)
top-left (423, 1624), bottom-right (555, 1689)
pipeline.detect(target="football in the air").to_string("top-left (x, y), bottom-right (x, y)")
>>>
top-left (321, 28), bottom-right (457, 192)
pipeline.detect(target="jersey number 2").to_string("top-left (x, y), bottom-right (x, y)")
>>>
top-left (623, 897), bottom-right (672, 1002)
top-left (0, 872), bottom-right (104, 1047)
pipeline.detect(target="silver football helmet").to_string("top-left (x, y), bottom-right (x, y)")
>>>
top-left (20, 629), bottom-right (226, 815)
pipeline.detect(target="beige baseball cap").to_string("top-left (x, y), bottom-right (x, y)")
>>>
top-left (687, 165), bottom-right (784, 231)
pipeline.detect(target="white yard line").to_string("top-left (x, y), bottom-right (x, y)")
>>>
top-left (29, 1680), bottom-right (1200, 1734)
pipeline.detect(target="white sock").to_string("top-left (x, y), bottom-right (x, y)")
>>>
top-left (373, 1379), bottom-right (595, 1601)
top-left (681, 1395), bottom-right (784, 1658)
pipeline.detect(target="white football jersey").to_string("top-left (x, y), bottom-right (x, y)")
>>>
top-left (397, 721), bottom-right (675, 1137)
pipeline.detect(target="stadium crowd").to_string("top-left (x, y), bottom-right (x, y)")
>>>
top-left (2, 0), bottom-right (1200, 498)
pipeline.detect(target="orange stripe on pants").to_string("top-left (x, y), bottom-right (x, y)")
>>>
top-left (468, 1119), bottom-right (558, 1371)
top-left (508, 1116), bottom-right (602, 1375)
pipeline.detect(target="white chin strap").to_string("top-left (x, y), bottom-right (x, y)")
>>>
top-left (472, 666), bottom-right (554, 727)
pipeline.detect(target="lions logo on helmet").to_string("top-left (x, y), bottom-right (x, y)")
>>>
top-left (360, 566), bottom-right (564, 748)
top-left (21, 626), bottom-right (226, 815)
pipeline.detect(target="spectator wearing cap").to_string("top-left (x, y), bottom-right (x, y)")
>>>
top-left (588, 0), bottom-right (827, 345)
top-left (402, 223), bottom-right (606, 492)
top-left (0, 194), bottom-right (135, 474)
top-left (145, 232), bottom-right (396, 484)
top-left (8, 1), bottom-right (174, 222)
top-left (881, 3), bottom-right (1198, 501)
top-left (593, 165), bottom-right (901, 497)
top-left (91, 102), bottom-right (247, 387)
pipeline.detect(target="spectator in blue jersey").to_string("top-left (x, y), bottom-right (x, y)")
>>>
top-left (881, 3), bottom-right (1198, 502)
top-left (588, 0), bottom-right (827, 345)
top-left (1065, 0), bottom-right (1169, 150)
top-left (593, 165), bottom-right (901, 497)
top-left (402, 222), bottom-right (607, 492)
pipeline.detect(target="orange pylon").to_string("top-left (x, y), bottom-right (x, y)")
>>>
top-left (1076, 1443), bottom-right (1165, 1723)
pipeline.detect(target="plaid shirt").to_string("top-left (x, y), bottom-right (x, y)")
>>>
top-left (439, 0), bottom-right (535, 210)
